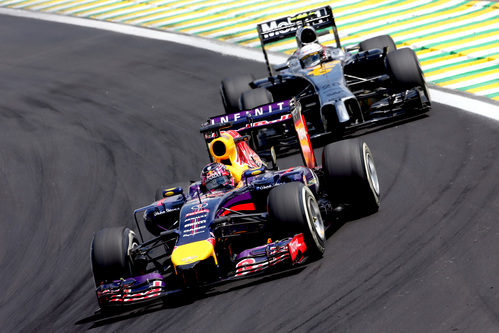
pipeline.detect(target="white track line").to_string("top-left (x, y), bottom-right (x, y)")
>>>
top-left (0, 7), bottom-right (497, 121)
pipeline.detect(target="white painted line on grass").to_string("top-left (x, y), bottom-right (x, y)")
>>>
top-left (430, 89), bottom-right (499, 120)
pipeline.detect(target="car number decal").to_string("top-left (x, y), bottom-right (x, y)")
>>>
top-left (308, 60), bottom-right (340, 76)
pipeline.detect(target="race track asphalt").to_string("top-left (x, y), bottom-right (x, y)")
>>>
top-left (1, 15), bottom-right (499, 333)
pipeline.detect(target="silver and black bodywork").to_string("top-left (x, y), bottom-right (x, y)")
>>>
top-left (220, 6), bottom-right (431, 153)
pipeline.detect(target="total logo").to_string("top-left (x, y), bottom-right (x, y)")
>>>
top-left (181, 256), bottom-right (198, 262)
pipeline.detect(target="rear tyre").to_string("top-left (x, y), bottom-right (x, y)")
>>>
top-left (239, 87), bottom-right (274, 110)
top-left (240, 88), bottom-right (275, 151)
top-left (268, 182), bottom-right (325, 257)
top-left (322, 138), bottom-right (380, 215)
top-left (91, 226), bottom-right (137, 285)
top-left (220, 74), bottom-right (255, 114)
top-left (359, 35), bottom-right (396, 53)
top-left (386, 48), bottom-right (430, 102)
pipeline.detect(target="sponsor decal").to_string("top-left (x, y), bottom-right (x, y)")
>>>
top-left (191, 202), bottom-right (208, 210)
top-left (288, 234), bottom-right (307, 262)
top-left (183, 202), bottom-right (210, 237)
top-left (183, 224), bottom-right (207, 237)
top-left (181, 256), bottom-right (198, 262)
top-left (235, 258), bottom-right (266, 277)
top-left (186, 203), bottom-right (209, 217)
top-left (234, 241), bottom-right (294, 277)
top-left (259, 18), bottom-right (296, 39)
top-left (99, 280), bottom-right (164, 303)
top-left (152, 207), bottom-right (180, 217)
top-left (268, 254), bottom-right (288, 266)
top-left (258, 8), bottom-right (331, 41)
top-left (308, 61), bottom-right (339, 76)
top-left (185, 210), bottom-right (209, 217)
top-left (205, 169), bottom-right (223, 180)
top-left (243, 114), bottom-right (293, 129)
top-left (210, 100), bottom-right (289, 125)
top-left (184, 219), bottom-right (207, 227)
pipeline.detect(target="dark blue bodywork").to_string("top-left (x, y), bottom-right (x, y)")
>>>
top-left (139, 166), bottom-right (319, 242)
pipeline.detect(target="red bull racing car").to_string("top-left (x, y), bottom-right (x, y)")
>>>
top-left (90, 102), bottom-right (380, 310)
top-left (220, 6), bottom-right (430, 154)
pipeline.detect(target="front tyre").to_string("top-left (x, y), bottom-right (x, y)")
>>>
top-left (268, 182), bottom-right (325, 258)
top-left (91, 226), bottom-right (138, 285)
top-left (220, 74), bottom-right (255, 114)
top-left (386, 48), bottom-right (430, 103)
top-left (239, 88), bottom-right (275, 151)
top-left (359, 35), bottom-right (396, 53)
top-left (239, 87), bottom-right (273, 110)
top-left (322, 138), bottom-right (380, 215)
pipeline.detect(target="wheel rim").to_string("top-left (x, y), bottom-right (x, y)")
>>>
top-left (306, 195), bottom-right (325, 242)
top-left (365, 149), bottom-right (380, 196)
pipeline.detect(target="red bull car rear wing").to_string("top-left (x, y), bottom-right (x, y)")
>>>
top-left (200, 98), bottom-right (317, 169)
top-left (203, 99), bottom-right (292, 132)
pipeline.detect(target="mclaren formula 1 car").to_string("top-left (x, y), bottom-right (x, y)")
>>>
top-left (89, 103), bottom-right (380, 310)
top-left (220, 6), bottom-right (430, 153)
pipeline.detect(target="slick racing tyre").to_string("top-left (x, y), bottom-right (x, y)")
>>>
top-left (322, 138), bottom-right (380, 215)
top-left (220, 74), bottom-right (255, 114)
top-left (239, 87), bottom-right (274, 110)
top-left (359, 35), bottom-right (396, 53)
top-left (239, 87), bottom-right (274, 151)
top-left (91, 226), bottom-right (138, 285)
top-left (268, 182), bottom-right (326, 258)
top-left (386, 48), bottom-right (430, 102)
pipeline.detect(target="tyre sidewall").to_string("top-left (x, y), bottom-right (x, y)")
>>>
top-left (386, 48), bottom-right (424, 90)
top-left (268, 182), bottom-right (325, 257)
top-left (359, 35), bottom-right (396, 53)
top-left (220, 74), bottom-right (255, 114)
top-left (239, 87), bottom-right (273, 111)
top-left (91, 226), bottom-right (136, 285)
top-left (322, 139), bottom-right (380, 213)
top-left (359, 142), bottom-right (380, 209)
top-left (300, 185), bottom-right (326, 255)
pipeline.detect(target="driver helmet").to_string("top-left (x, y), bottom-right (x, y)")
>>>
top-left (297, 43), bottom-right (325, 68)
top-left (296, 25), bottom-right (318, 46)
top-left (201, 163), bottom-right (234, 192)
